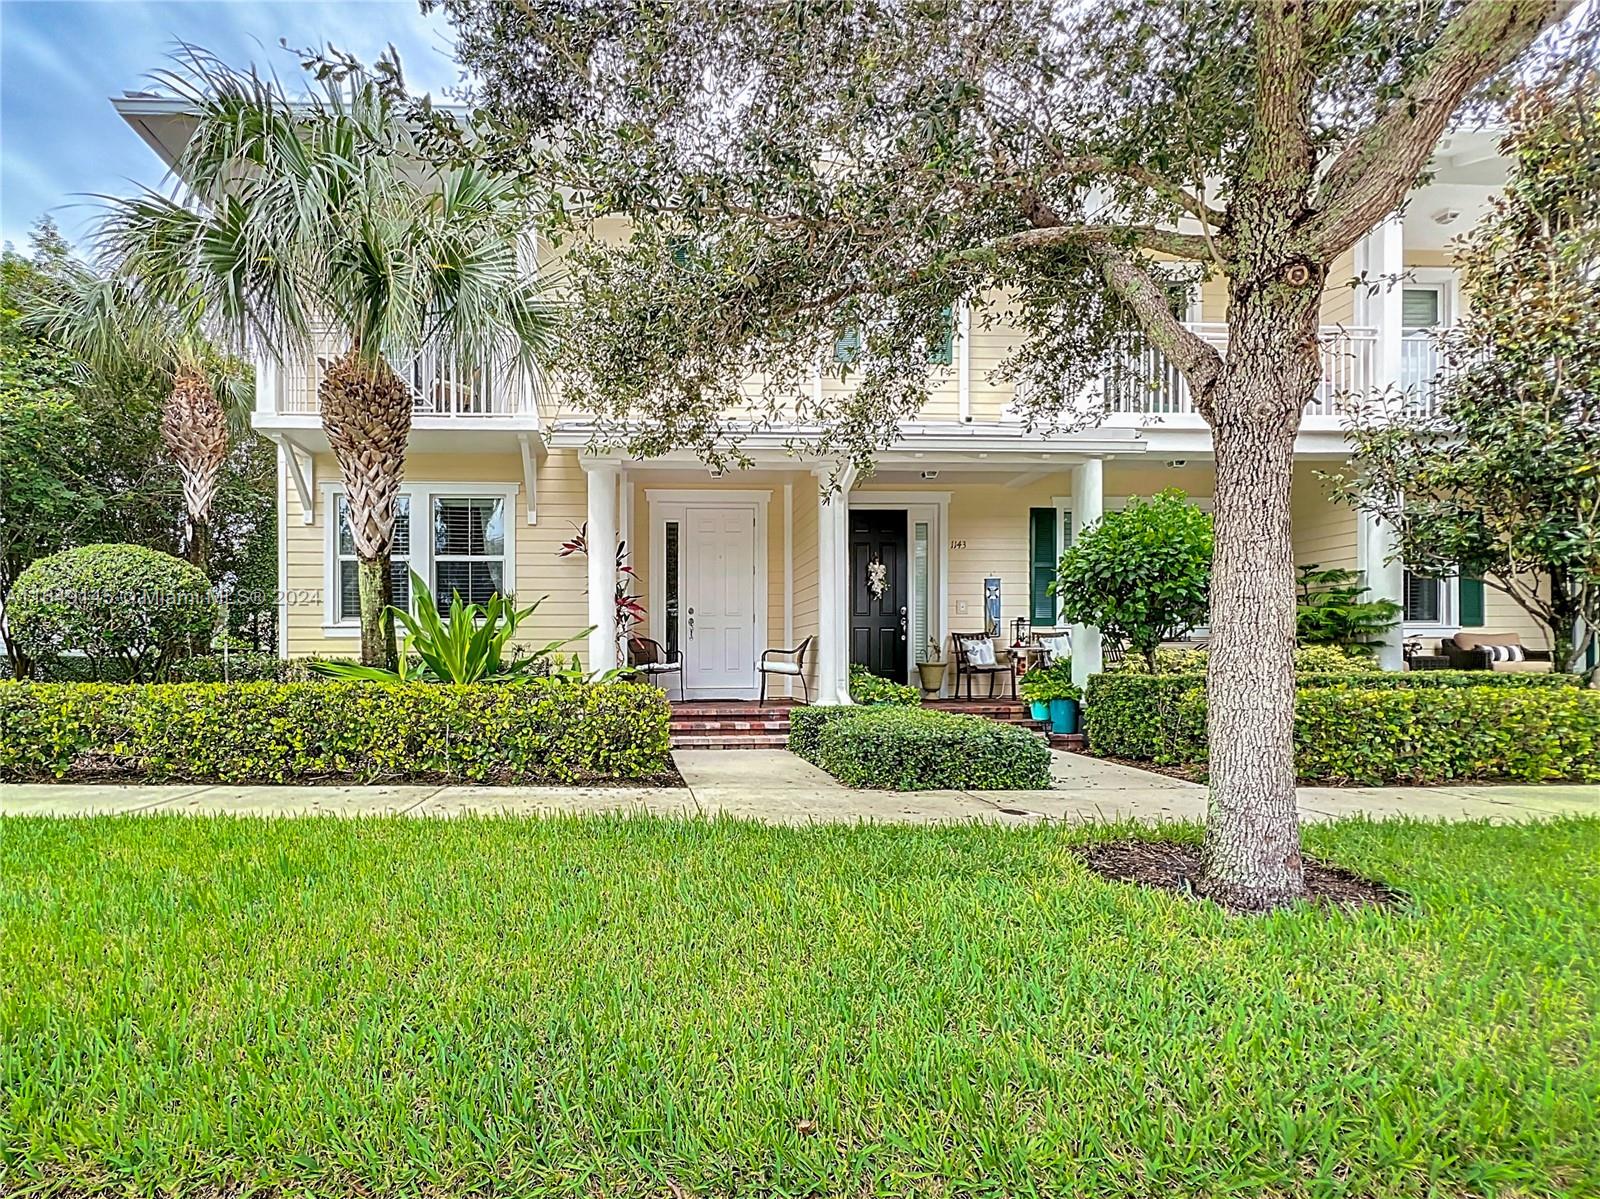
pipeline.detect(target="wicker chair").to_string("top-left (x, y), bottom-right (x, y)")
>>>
top-left (951, 632), bottom-right (1015, 700)
top-left (627, 636), bottom-right (684, 699)
top-left (758, 636), bottom-right (814, 705)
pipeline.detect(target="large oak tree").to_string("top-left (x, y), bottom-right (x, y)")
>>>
top-left (428, 0), bottom-right (1584, 908)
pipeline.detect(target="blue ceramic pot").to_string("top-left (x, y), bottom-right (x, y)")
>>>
top-left (1047, 697), bottom-right (1080, 735)
top-left (1029, 700), bottom-right (1049, 721)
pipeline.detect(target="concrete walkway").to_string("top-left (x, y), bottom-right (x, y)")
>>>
top-left (2, 750), bottom-right (1594, 825)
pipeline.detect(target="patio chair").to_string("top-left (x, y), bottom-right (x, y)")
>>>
top-left (951, 632), bottom-right (1015, 700)
top-left (627, 636), bottom-right (684, 699)
top-left (758, 636), bottom-right (813, 705)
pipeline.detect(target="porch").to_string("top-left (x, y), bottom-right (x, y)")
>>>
top-left (576, 437), bottom-right (1409, 704)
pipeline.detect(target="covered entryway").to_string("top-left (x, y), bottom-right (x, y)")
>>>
top-left (648, 490), bottom-right (769, 700)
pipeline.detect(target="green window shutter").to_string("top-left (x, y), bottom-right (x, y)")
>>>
top-left (928, 305), bottom-right (954, 365)
top-left (833, 328), bottom-right (861, 364)
top-left (1029, 507), bottom-right (1057, 626)
top-left (1458, 576), bottom-right (1485, 627)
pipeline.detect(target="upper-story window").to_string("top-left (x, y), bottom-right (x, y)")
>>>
top-left (1402, 286), bottom-right (1444, 332)
top-left (832, 306), bottom-right (956, 366)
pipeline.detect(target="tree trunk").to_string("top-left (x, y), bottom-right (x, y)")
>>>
top-left (163, 366), bottom-right (228, 579)
top-left (319, 349), bottom-right (412, 671)
top-left (1195, 281), bottom-right (1322, 911)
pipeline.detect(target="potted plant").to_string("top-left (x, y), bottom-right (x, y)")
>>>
top-left (917, 637), bottom-right (947, 697)
top-left (1020, 659), bottom-right (1080, 733)
top-left (1018, 667), bottom-right (1052, 721)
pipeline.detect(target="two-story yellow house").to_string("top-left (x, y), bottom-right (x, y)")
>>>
top-left (118, 96), bottom-right (1540, 702)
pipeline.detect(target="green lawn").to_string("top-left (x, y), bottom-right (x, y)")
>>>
top-left (2, 815), bottom-right (1597, 1198)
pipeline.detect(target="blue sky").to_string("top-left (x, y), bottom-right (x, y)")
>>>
top-left (1, 0), bottom-right (462, 249)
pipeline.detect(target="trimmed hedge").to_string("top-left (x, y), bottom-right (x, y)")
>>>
top-left (847, 664), bottom-right (921, 706)
top-left (1084, 671), bottom-right (1600, 784)
top-left (791, 705), bottom-right (1051, 790)
top-left (0, 679), bottom-right (671, 785)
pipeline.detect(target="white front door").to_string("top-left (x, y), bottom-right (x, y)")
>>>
top-left (684, 505), bottom-right (758, 695)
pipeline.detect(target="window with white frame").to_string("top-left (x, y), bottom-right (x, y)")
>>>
top-left (1403, 569), bottom-right (1451, 625)
top-left (431, 495), bottom-right (508, 611)
top-left (335, 496), bottom-right (411, 623)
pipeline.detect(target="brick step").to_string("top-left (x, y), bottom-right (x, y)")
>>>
top-left (672, 707), bottom-right (796, 718)
top-left (672, 733), bottom-right (791, 750)
top-left (670, 720), bottom-right (792, 733)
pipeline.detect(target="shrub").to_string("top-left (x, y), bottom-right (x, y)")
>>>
top-left (1054, 490), bottom-right (1212, 670)
top-left (1109, 644), bottom-right (1384, 676)
top-left (799, 706), bottom-right (1052, 790)
top-left (847, 663), bottom-right (920, 706)
top-left (1293, 644), bottom-right (1383, 673)
top-left (7, 545), bottom-right (220, 681)
top-left (787, 705), bottom-right (862, 759)
top-left (1085, 671), bottom-right (1599, 783)
top-left (1107, 646), bottom-right (1209, 675)
top-left (1295, 564), bottom-right (1400, 651)
top-left (0, 679), bottom-right (671, 784)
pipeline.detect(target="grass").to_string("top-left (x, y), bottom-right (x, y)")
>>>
top-left (2, 815), bottom-right (1598, 1198)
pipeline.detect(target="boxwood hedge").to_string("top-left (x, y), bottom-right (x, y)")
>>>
top-left (790, 705), bottom-right (1051, 790)
top-left (0, 679), bottom-right (671, 785)
top-left (1084, 670), bottom-right (1600, 784)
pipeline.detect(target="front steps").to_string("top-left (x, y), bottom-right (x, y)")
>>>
top-left (668, 698), bottom-right (1051, 749)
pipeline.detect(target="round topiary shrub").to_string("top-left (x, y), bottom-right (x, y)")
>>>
top-left (7, 544), bottom-right (221, 681)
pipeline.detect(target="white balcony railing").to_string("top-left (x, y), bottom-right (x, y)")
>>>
top-left (276, 346), bottom-right (538, 418)
top-left (1400, 331), bottom-right (1449, 411)
top-left (1103, 322), bottom-right (1382, 418)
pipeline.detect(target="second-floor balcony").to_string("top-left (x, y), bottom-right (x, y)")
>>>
top-left (272, 346), bottom-right (542, 421)
top-left (1103, 322), bottom-right (1387, 419)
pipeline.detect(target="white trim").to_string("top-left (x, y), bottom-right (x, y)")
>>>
top-left (957, 299), bottom-right (972, 423)
top-left (783, 482), bottom-right (795, 695)
top-left (276, 443), bottom-right (289, 658)
top-left (517, 433), bottom-right (540, 525)
top-left (319, 480), bottom-right (520, 631)
top-left (647, 490), bottom-right (771, 699)
top-left (1404, 268), bottom-right (1460, 327)
top-left (644, 488), bottom-right (773, 504)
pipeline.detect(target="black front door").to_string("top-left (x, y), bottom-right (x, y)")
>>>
top-left (849, 509), bottom-right (908, 682)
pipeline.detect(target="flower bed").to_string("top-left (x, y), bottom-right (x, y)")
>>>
top-left (0, 679), bottom-right (672, 785)
top-left (790, 705), bottom-right (1051, 790)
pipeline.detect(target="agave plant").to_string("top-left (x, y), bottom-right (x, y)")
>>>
top-left (311, 571), bottom-right (589, 684)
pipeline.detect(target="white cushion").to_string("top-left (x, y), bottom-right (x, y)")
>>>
top-left (964, 639), bottom-right (996, 666)
top-left (635, 661), bottom-right (679, 674)
top-left (1042, 634), bottom-right (1072, 660)
top-left (761, 660), bottom-right (803, 675)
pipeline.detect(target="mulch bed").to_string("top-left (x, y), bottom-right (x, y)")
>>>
top-left (1075, 839), bottom-right (1404, 913)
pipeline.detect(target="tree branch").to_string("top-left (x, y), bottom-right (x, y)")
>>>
top-left (973, 222), bottom-right (1214, 262)
top-left (1304, 0), bottom-right (1578, 258)
top-left (1054, 156), bottom-right (1227, 228)
top-left (1089, 242), bottom-right (1224, 418)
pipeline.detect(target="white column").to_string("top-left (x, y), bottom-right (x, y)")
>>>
top-left (584, 461), bottom-right (620, 673)
top-left (1358, 509), bottom-right (1407, 671)
top-left (814, 462), bottom-right (856, 704)
top-left (1069, 457), bottom-right (1104, 692)
top-left (1372, 217), bottom-right (1405, 394)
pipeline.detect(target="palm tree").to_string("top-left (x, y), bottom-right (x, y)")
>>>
top-left (97, 48), bottom-right (556, 667)
top-left (28, 264), bottom-right (248, 573)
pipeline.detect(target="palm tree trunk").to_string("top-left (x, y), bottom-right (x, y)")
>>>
top-left (319, 349), bottom-right (412, 669)
top-left (162, 365), bottom-right (229, 577)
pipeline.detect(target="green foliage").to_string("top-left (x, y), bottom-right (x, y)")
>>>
top-left (1292, 644), bottom-right (1384, 674)
top-left (1341, 80), bottom-right (1600, 677)
top-left (1107, 646), bottom-right (1211, 675)
top-left (847, 663), bottom-right (920, 706)
top-left (0, 222), bottom-right (277, 656)
top-left (1295, 564), bottom-right (1400, 652)
top-left (1053, 490), bottom-right (1212, 669)
top-left (6, 815), bottom-right (1600, 1196)
top-left (786, 705), bottom-right (857, 760)
top-left (6, 545), bottom-right (220, 682)
top-left (0, 679), bottom-right (671, 784)
top-left (794, 706), bottom-right (1052, 791)
top-left (1018, 658), bottom-right (1079, 703)
top-left (1086, 671), bottom-right (1597, 782)
top-left (312, 570), bottom-right (586, 684)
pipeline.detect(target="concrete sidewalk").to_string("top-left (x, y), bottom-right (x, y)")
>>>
top-left (2, 750), bottom-right (1594, 825)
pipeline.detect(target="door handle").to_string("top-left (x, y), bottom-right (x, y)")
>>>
top-left (899, 606), bottom-right (908, 641)
top-left (687, 607), bottom-right (695, 640)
